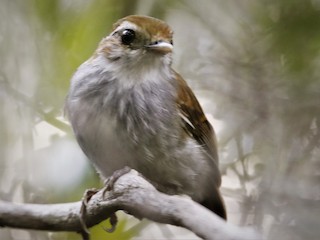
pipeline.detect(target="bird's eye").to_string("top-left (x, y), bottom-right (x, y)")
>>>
top-left (121, 29), bottom-right (136, 45)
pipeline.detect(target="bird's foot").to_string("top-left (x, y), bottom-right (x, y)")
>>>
top-left (79, 188), bottom-right (99, 240)
top-left (101, 166), bottom-right (131, 233)
top-left (78, 167), bottom-right (131, 238)
top-left (103, 166), bottom-right (131, 194)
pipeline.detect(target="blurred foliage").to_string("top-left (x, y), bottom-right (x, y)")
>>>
top-left (1, 0), bottom-right (320, 240)
top-left (52, 217), bottom-right (142, 240)
top-left (30, 0), bottom-right (140, 110)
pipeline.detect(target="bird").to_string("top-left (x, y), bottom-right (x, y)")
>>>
top-left (66, 15), bottom-right (227, 220)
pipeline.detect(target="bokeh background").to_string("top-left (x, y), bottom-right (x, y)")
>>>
top-left (1, 0), bottom-right (320, 239)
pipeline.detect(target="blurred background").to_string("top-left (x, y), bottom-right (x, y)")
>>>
top-left (1, 0), bottom-right (320, 239)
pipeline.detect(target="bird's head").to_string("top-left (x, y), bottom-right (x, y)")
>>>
top-left (96, 15), bottom-right (174, 68)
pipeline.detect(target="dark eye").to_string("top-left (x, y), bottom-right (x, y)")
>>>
top-left (121, 29), bottom-right (136, 45)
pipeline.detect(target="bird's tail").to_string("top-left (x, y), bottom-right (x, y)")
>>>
top-left (201, 187), bottom-right (227, 220)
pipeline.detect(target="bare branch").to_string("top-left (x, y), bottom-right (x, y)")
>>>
top-left (0, 170), bottom-right (261, 240)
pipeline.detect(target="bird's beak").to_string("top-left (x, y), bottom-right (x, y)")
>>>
top-left (146, 40), bottom-right (173, 54)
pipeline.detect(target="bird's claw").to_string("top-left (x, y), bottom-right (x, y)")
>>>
top-left (102, 166), bottom-right (131, 197)
top-left (79, 167), bottom-right (131, 239)
top-left (102, 212), bottom-right (118, 233)
top-left (79, 188), bottom-right (99, 240)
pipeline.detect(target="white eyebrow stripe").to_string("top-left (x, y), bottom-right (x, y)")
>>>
top-left (111, 21), bottom-right (138, 35)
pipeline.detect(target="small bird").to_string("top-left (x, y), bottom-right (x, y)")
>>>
top-left (66, 15), bottom-right (226, 220)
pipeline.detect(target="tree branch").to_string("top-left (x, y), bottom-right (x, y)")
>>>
top-left (0, 170), bottom-right (261, 240)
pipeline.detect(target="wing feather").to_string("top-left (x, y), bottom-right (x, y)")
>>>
top-left (175, 71), bottom-right (221, 185)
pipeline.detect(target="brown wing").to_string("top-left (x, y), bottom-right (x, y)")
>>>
top-left (175, 72), bottom-right (227, 219)
top-left (175, 71), bottom-right (220, 183)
